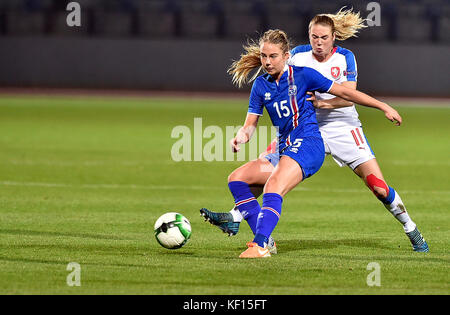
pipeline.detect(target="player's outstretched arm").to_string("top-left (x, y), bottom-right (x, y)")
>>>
top-left (230, 113), bottom-right (260, 153)
top-left (307, 81), bottom-right (356, 109)
top-left (328, 83), bottom-right (402, 126)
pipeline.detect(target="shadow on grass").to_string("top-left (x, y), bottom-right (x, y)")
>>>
top-left (275, 238), bottom-right (447, 263)
top-left (277, 238), bottom-right (392, 252)
top-left (155, 250), bottom-right (196, 257)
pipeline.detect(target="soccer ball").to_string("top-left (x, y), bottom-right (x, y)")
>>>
top-left (154, 212), bottom-right (191, 249)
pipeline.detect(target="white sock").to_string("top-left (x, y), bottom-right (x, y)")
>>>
top-left (384, 191), bottom-right (416, 233)
top-left (229, 206), bottom-right (243, 222)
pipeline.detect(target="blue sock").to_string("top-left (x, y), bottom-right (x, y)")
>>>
top-left (228, 181), bottom-right (261, 234)
top-left (254, 193), bottom-right (283, 247)
top-left (379, 186), bottom-right (395, 205)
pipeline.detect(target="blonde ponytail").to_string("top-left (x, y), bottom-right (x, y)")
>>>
top-left (228, 41), bottom-right (262, 88)
top-left (310, 7), bottom-right (367, 41)
top-left (228, 29), bottom-right (291, 88)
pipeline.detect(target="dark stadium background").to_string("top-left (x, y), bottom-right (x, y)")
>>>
top-left (0, 0), bottom-right (448, 97)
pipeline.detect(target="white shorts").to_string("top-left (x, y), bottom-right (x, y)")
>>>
top-left (319, 122), bottom-right (375, 170)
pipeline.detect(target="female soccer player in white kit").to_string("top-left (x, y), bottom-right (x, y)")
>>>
top-left (201, 9), bottom-right (428, 253)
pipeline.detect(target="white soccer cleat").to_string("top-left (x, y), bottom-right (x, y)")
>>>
top-left (267, 236), bottom-right (277, 254)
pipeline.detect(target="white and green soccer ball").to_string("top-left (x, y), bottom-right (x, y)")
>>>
top-left (154, 212), bottom-right (191, 249)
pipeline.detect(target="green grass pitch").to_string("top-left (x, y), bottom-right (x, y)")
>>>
top-left (0, 94), bottom-right (448, 295)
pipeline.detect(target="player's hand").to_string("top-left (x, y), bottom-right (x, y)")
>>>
top-left (230, 137), bottom-right (241, 153)
top-left (307, 92), bottom-right (335, 109)
top-left (230, 127), bottom-right (253, 152)
top-left (306, 92), bottom-right (320, 108)
top-left (383, 105), bottom-right (402, 126)
top-left (230, 135), bottom-right (248, 153)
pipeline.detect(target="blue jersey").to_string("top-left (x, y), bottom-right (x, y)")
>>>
top-left (248, 65), bottom-right (333, 151)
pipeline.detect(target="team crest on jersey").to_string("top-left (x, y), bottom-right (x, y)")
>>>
top-left (288, 85), bottom-right (297, 96)
top-left (331, 67), bottom-right (341, 79)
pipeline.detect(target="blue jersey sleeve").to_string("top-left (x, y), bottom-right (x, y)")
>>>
top-left (290, 44), bottom-right (312, 56)
top-left (248, 79), bottom-right (264, 116)
top-left (302, 67), bottom-right (334, 93)
top-left (337, 47), bottom-right (358, 82)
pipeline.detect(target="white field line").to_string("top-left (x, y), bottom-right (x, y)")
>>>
top-left (0, 180), bottom-right (449, 195)
top-left (390, 160), bottom-right (450, 166)
top-left (3, 159), bottom-right (450, 167)
top-left (0, 180), bottom-right (209, 191)
top-left (3, 160), bottom-right (157, 166)
top-left (0, 88), bottom-right (449, 107)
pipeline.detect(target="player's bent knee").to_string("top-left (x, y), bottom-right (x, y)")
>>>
top-left (366, 174), bottom-right (388, 199)
top-left (372, 186), bottom-right (388, 199)
top-left (227, 170), bottom-right (242, 183)
top-left (227, 163), bottom-right (257, 184)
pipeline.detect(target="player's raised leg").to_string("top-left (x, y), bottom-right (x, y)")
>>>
top-left (200, 157), bottom-right (273, 236)
top-left (354, 159), bottom-right (429, 252)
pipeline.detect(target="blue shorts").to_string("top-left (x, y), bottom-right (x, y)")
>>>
top-left (265, 136), bottom-right (325, 179)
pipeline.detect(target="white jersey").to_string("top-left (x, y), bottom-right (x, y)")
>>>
top-left (288, 45), bottom-right (360, 127)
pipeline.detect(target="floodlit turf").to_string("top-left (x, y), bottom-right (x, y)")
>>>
top-left (0, 94), bottom-right (448, 295)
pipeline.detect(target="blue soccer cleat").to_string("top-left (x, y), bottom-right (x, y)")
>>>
top-left (200, 208), bottom-right (278, 253)
top-left (406, 227), bottom-right (429, 252)
top-left (200, 208), bottom-right (240, 236)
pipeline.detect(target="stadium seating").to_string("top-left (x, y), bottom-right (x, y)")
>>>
top-left (0, 0), bottom-right (447, 43)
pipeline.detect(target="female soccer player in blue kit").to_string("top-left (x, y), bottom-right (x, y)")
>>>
top-left (206, 28), bottom-right (404, 258)
top-left (202, 10), bottom-right (429, 255)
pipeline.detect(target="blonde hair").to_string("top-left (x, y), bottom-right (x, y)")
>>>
top-left (310, 7), bottom-right (367, 41)
top-left (228, 29), bottom-right (291, 88)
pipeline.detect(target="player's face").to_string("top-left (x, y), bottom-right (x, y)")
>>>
top-left (309, 23), bottom-right (335, 58)
top-left (260, 42), bottom-right (290, 79)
